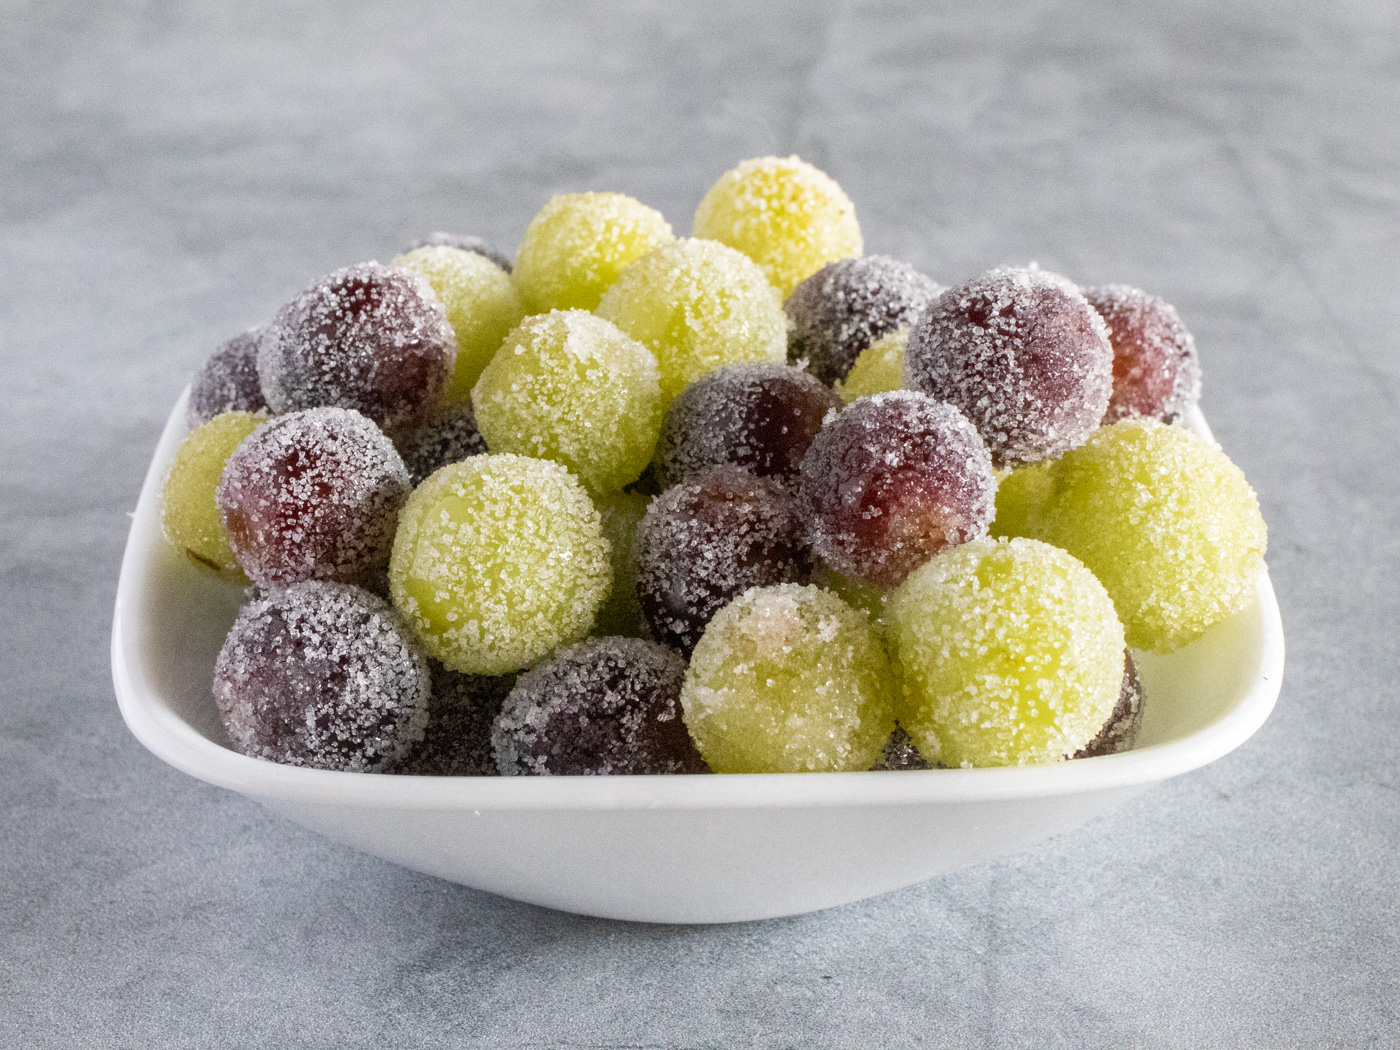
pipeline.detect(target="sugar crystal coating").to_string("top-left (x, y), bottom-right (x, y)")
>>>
top-left (887, 537), bottom-right (1126, 767)
top-left (405, 231), bottom-right (513, 274)
top-left (835, 328), bottom-right (909, 404)
top-left (653, 361), bottom-right (842, 488)
top-left (162, 410), bottom-right (265, 583)
top-left (512, 192), bottom-right (674, 313)
top-left (636, 466), bottom-right (812, 653)
top-left (592, 488), bottom-right (651, 638)
top-left (1074, 654), bottom-right (1143, 759)
top-left (397, 662), bottom-right (514, 776)
top-left (188, 329), bottom-right (268, 427)
top-left (797, 391), bottom-right (996, 590)
top-left (786, 256), bottom-right (942, 384)
top-left (392, 245), bottom-right (526, 403)
top-left (681, 584), bottom-right (894, 773)
top-left (905, 267), bottom-right (1113, 467)
top-left (213, 581), bottom-right (430, 771)
top-left (1082, 284), bottom-right (1202, 424)
top-left (596, 238), bottom-right (788, 405)
top-left (692, 156), bottom-right (863, 297)
top-left (493, 637), bottom-right (706, 776)
top-left (1038, 418), bottom-right (1267, 652)
top-left (398, 400), bottom-right (487, 488)
top-left (217, 407), bottom-right (410, 588)
top-left (258, 262), bottom-right (456, 440)
top-left (472, 311), bottom-right (662, 492)
top-left (388, 454), bottom-right (611, 675)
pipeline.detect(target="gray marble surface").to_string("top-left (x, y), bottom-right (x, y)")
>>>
top-left (3, 1), bottom-right (1398, 1046)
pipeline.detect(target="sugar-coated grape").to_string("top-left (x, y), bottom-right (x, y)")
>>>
top-left (471, 311), bottom-right (662, 492)
top-left (388, 454), bottom-right (611, 675)
top-left (217, 407), bottom-right (409, 588)
top-left (1082, 284), bottom-right (1202, 424)
top-left (398, 400), bottom-right (487, 488)
top-left (161, 410), bottom-right (265, 583)
top-left (653, 362), bottom-right (841, 488)
top-left (493, 638), bottom-right (706, 776)
top-left (188, 329), bottom-right (268, 427)
top-left (1074, 655), bottom-right (1143, 759)
top-left (871, 726), bottom-right (932, 771)
top-left (887, 537), bottom-right (1126, 768)
top-left (213, 581), bottom-right (430, 771)
top-left (692, 156), bottom-right (863, 297)
top-left (592, 488), bottom-right (651, 638)
top-left (835, 328), bottom-right (908, 404)
top-left (785, 256), bottom-right (942, 384)
top-left (797, 391), bottom-right (996, 590)
top-left (680, 584), bottom-right (894, 773)
top-left (596, 238), bottom-right (788, 404)
top-left (405, 231), bottom-right (513, 274)
top-left (989, 459), bottom-right (1055, 540)
top-left (392, 245), bottom-right (526, 403)
top-left (258, 262), bottom-right (456, 440)
top-left (635, 466), bottom-right (812, 653)
top-left (905, 267), bottom-right (1113, 467)
top-left (1037, 418), bottom-right (1267, 652)
top-left (512, 192), bottom-right (673, 313)
top-left (397, 662), bottom-right (514, 776)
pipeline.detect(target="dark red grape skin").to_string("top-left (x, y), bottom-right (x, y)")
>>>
top-left (217, 407), bottom-right (410, 588)
top-left (396, 663), bottom-right (514, 776)
top-left (635, 466), bottom-right (813, 653)
top-left (258, 262), bottom-right (456, 441)
top-left (785, 255), bottom-right (943, 385)
top-left (904, 267), bottom-right (1113, 468)
top-left (398, 400), bottom-right (488, 488)
top-left (492, 638), bottom-right (707, 776)
top-left (1074, 654), bottom-right (1144, 759)
top-left (653, 362), bottom-right (841, 489)
top-left (1082, 284), bottom-right (1201, 424)
top-left (188, 328), bottom-right (269, 427)
top-left (797, 391), bottom-right (995, 591)
top-left (213, 581), bottom-right (429, 772)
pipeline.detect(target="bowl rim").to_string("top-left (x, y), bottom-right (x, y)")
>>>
top-left (112, 392), bottom-right (1284, 813)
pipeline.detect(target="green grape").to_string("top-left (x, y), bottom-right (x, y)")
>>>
top-left (391, 246), bottom-right (526, 403)
top-left (590, 487), bottom-right (650, 639)
top-left (471, 311), bottom-right (661, 492)
top-left (835, 328), bottom-right (908, 404)
top-left (887, 537), bottom-right (1125, 768)
top-left (388, 454), bottom-right (611, 675)
top-left (161, 410), bottom-right (264, 583)
top-left (692, 155), bottom-right (862, 297)
top-left (989, 459), bottom-right (1056, 540)
top-left (680, 584), bottom-right (894, 773)
top-left (1039, 418), bottom-right (1267, 652)
top-left (595, 238), bottom-right (787, 405)
top-left (512, 192), bottom-right (673, 313)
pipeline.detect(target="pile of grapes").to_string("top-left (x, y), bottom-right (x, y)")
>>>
top-left (160, 156), bottom-right (1267, 776)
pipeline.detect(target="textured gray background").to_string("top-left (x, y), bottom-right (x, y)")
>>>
top-left (3, 0), bottom-right (1398, 1046)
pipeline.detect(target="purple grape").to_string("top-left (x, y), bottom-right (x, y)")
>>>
top-left (1082, 284), bottom-right (1201, 424)
top-left (398, 400), bottom-right (488, 488)
top-left (904, 267), bottom-right (1113, 467)
top-left (397, 663), bottom-right (514, 776)
top-left (797, 391), bottom-right (995, 590)
top-left (635, 466), bottom-right (812, 652)
top-left (258, 262), bottom-right (456, 441)
top-left (1074, 654), bottom-right (1144, 759)
top-left (492, 637), bottom-right (706, 776)
top-left (404, 231), bottom-right (513, 273)
top-left (187, 328), bottom-right (268, 427)
top-left (653, 362), bottom-right (841, 488)
top-left (213, 581), bottom-right (429, 771)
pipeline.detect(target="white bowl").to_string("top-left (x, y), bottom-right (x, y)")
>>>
top-left (112, 393), bottom-right (1284, 924)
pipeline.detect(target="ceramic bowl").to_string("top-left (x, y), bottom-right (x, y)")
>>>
top-left (112, 392), bottom-right (1283, 923)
